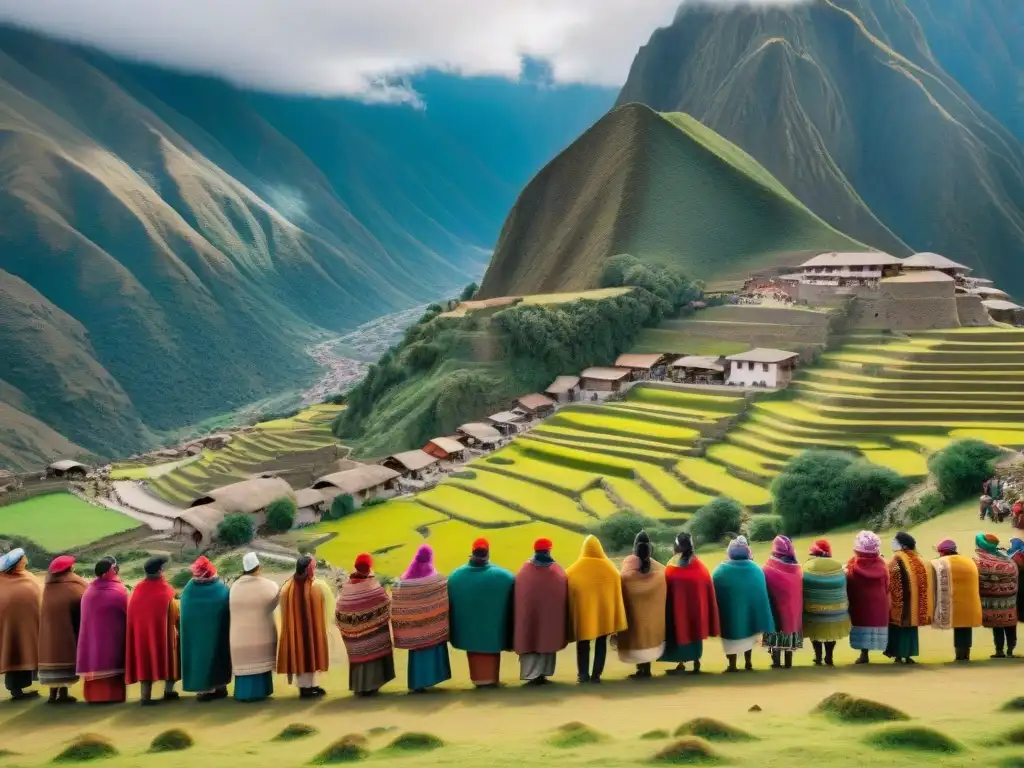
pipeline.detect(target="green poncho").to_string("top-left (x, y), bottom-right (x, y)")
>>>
top-left (180, 578), bottom-right (232, 692)
top-left (447, 561), bottom-right (515, 653)
top-left (712, 559), bottom-right (774, 640)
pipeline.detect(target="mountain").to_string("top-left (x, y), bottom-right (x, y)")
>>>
top-left (0, 26), bottom-right (614, 470)
top-left (615, 0), bottom-right (1024, 295)
top-left (478, 103), bottom-right (862, 297)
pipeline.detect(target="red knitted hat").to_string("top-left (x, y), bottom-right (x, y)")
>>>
top-left (534, 538), bottom-right (553, 552)
top-left (809, 539), bottom-right (832, 557)
top-left (48, 555), bottom-right (75, 574)
top-left (354, 553), bottom-right (373, 574)
top-left (472, 538), bottom-right (489, 552)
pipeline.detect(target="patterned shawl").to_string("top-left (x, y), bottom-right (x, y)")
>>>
top-left (391, 572), bottom-right (449, 651)
top-left (975, 549), bottom-right (1019, 628)
top-left (888, 550), bottom-right (933, 628)
top-left (335, 575), bottom-right (393, 664)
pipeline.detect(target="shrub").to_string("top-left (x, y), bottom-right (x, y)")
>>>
top-left (814, 693), bottom-right (908, 723)
top-left (460, 282), bottom-right (478, 301)
top-left (864, 726), bottom-right (962, 753)
top-left (592, 510), bottom-right (659, 553)
top-left (169, 569), bottom-right (191, 589)
top-left (928, 439), bottom-right (1002, 501)
top-left (274, 723), bottom-right (318, 741)
top-left (549, 723), bottom-right (605, 749)
top-left (673, 718), bottom-right (754, 742)
top-left (998, 725), bottom-right (1024, 745)
top-left (326, 494), bottom-right (355, 521)
top-left (649, 738), bottom-right (722, 764)
top-left (486, 456), bottom-right (514, 465)
top-left (149, 729), bottom-right (193, 753)
top-left (216, 513), bottom-right (255, 546)
top-left (906, 491), bottom-right (946, 524)
top-left (641, 730), bottom-right (670, 741)
top-left (386, 733), bottom-right (444, 751)
top-left (265, 497), bottom-right (297, 533)
top-left (450, 470), bottom-right (477, 480)
top-left (312, 735), bottom-right (369, 764)
top-left (748, 515), bottom-right (782, 542)
top-left (686, 498), bottom-right (741, 546)
top-left (54, 734), bottom-right (117, 762)
top-left (1001, 696), bottom-right (1024, 712)
top-left (361, 497), bottom-right (387, 508)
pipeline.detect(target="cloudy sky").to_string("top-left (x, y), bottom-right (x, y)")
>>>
top-left (0, 0), bottom-right (802, 102)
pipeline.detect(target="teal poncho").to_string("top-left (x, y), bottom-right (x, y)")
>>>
top-left (180, 578), bottom-right (232, 692)
top-left (712, 559), bottom-right (774, 640)
top-left (447, 561), bottom-right (515, 653)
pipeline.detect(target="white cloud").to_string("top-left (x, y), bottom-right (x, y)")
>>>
top-left (0, 0), bottom-right (807, 102)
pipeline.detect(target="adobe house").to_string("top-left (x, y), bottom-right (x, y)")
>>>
top-left (381, 449), bottom-right (439, 480)
top-left (545, 375), bottom-right (580, 403)
top-left (46, 460), bottom-right (90, 479)
top-left (179, 476), bottom-right (296, 544)
top-left (670, 355), bottom-right (726, 384)
top-left (456, 422), bottom-right (502, 448)
top-left (579, 366), bottom-right (632, 393)
top-left (488, 410), bottom-right (526, 435)
top-left (613, 353), bottom-right (670, 381)
top-left (725, 348), bottom-right (800, 388)
top-left (515, 393), bottom-right (556, 419)
top-left (312, 464), bottom-right (400, 504)
top-left (293, 488), bottom-right (327, 525)
top-left (423, 436), bottom-right (467, 462)
top-left (983, 299), bottom-right (1023, 325)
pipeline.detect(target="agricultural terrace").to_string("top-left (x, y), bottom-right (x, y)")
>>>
top-left (0, 493), bottom-right (139, 550)
top-left (439, 287), bottom-right (633, 318)
top-left (141, 405), bottom-right (343, 504)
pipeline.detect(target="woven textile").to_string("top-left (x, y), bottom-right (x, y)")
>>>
top-left (888, 550), bottom-right (933, 628)
top-left (930, 555), bottom-right (981, 631)
top-left (391, 573), bottom-right (449, 651)
top-left (335, 576), bottom-right (393, 664)
top-left (616, 555), bottom-right (666, 662)
top-left (802, 557), bottom-right (850, 641)
top-left (975, 549), bottom-right (1019, 628)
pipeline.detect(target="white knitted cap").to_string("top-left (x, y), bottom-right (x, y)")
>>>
top-left (242, 552), bottom-right (260, 572)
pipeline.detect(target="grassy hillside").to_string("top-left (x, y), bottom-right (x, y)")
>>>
top-left (478, 104), bottom-right (862, 298)
top-left (0, 26), bottom-right (614, 471)
top-left (616, 0), bottom-right (1024, 294)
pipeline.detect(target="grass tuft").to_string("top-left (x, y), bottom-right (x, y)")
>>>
top-left (549, 722), bottom-right (606, 748)
top-left (864, 726), bottom-right (963, 753)
top-left (650, 738), bottom-right (724, 764)
top-left (148, 729), bottom-right (193, 753)
top-left (53, 735), bottom-right (117, 763)
top-left (385, 733), bottom-right (444, 751)
top-left (274, 723), bottom-right (319, 741)
top-left (996, 725), bottom-right (1024, 745)
top-left (311, 735), bottom-right (369, 764)
top-left (0, 749), bottom-right (18, 759)
top-left (814, 692), bottom-right (909, 723)
top-left (366, 726), bottom-right (396, 736)
top-left (674, 718), bottom-right (754, 742)
top-left (641, 730), bottom-right (671, 741)
top-left (1000, 696), bottom-right (1024, 712)
top-left (999, 758), bottom-right (1024, 768)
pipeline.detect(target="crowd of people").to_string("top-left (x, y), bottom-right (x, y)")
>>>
top-left (0, 528), bottom-right (1022, 706)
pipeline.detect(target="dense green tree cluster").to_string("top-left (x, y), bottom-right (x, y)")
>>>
top-left (686, 497), bottom-right (742, 546)
top-left (927, 439), bottom-right (1002, 502)
top-left (265, 497), bottom-right (297, 533)
top-left (216, 513), bottom-right (255, 546)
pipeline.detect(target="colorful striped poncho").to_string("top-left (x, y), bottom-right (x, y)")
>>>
top-left (974, 549), bottom-right (1019, 628)
top-left (888, 550), bottom-right (933, 628)
top-left (390, 572), bottom-right (449, 651)
top-left (335, 575), bottom-right (393, 664)
top-left (802, 557), bottom-right (850, 641)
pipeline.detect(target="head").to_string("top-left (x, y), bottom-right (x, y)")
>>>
top-left (1008, 538), bottom-right (1024, 558)
top-left (892, 532), bottom-right (916, 553)
top-left (936, 539), bottom-right (957, 557)
top-left (143, 556), bottom-right (168, 579)
top-left (976, 532), bottom-right (1001, 554)
top-left (726, 536), bottom-right (751, 561)
top-left (0, 548), bottom-right (26, 574)
top-left (633, 530), bottom-right (653, 573)
top-left (242, 552), bottom-right (261, 576)
top-left (295, 554), bottom-right (315, 580)
top-left (471, 537), bottom-right (490, 564)
top-left (854, 530), bottom-right (881, 556)
top-left (533, 537), bottom-right (553, 556)
top-left (402, 544), bottom-right (436, 579)
top-left (190, 555), bottom-right (216, 580)
top-left (353, 553), bottom-right (373, 578)
top-left (809, 539), bottom-right (832, 558)
top-left (95, 556), bottom-right (119, 580)
top-left (48, 555), bottom-right (75, 576)
top-left (674, 532), bottom-right (694, 559)
top-left (772, 535), bottom-right (796, 561)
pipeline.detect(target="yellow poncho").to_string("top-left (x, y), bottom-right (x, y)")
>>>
top-left (566, 536), bottom-right (628, 642)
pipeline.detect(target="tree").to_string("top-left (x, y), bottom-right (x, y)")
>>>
top-left (591, 509), bottom-right (660, 553)
top-left (772, 451), bottom-right (857, 535)
top-left (840, 460), bottom-right (908, 521)
top-left (327, 493), bottom-right (355, 521)
top-left (216, 514), bottom-right (255, 546)
top-left (687, 497), bottom-right (742, 545)
top-left (928, 439), bottom-right (1003, 501)
top-left (460, 282), bottom-right (479, 301)
top-left (265, 497), bottom-right (297, 533)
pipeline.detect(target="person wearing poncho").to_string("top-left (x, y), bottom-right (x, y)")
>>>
top-left (514, 538), bottom-right (567, 685)
top-left (76, 557), bottom-right (128, 703)
top-left (762, 536), bottom-right (803, 668)
top-left (392, 545), bottom-right (451, 692)
top-left (567, 535), bottom-right (627, 684)
top-left (125, 556), bottom-right (180, 706)
top-left (974, 533), bottom-right (1019, 657)
top-left (846, 530), bottom-right (890, 663)
top-left (1010, 538), bottom-right (1024, 624)
top-left (884, 532), bottom-right (933, 664)
top-left (336, 553), bottom-right (395, 696)
top-left (660, 533), bottom-right (719, 675)
top-left (229, 553), bottom-right (279, 702)
top-left (448, 538), bottom-right (515, 687)
top-left (802, 539), bottom-right (849, 667)
top-left (277, 555), bottom-right (332, 698)
top-left (712, 536), bottom-right (773, 672)
top-left (615, 531), bottom-right (666, 679)
top-left (180, 556), bottom-right (231, 700)
top-left (930, 540), bottom-right (982, 661)
top-left (0, 548), bottom-right (41, 701)
top-left (38, 555), bottom-right (87, 704)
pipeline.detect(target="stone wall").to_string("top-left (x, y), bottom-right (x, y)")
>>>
top-left (956, 294), bottom-right (992, 327)
top-left (846, 280), bottom-right (960, 331)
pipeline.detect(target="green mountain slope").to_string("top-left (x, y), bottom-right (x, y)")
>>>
top-left (479, 104), bottom-right (862, 297)
top-left (0, 27), bottom-right (613, 470)
top-left (615, 0), bottom-right (1024, 294)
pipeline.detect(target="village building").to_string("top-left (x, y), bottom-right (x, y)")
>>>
top-left (380, 449), bottom-right (439, 480)
top-left (670, 355), bottom-right (726, 385)
top-left (175, 476), bottom-right (295, 546)
top-left (293, 488), bottom-right (326, 526)
top-left (797, 251), bottom-right (902, 287)
top-left (725, 348), bottom-right (800, 388)
top-left (613, 353), bottom-right (670, 381)
top-left (312, 464), bottom-right (400, 504)
top-left (579, 366), bottom-right (632, 393)
top-left (972, 286), bottom-right (1011, 300)
top-left (545, 375), bottom-right (581, 403)
top-left (456, 422), bottom-right (502, 448)
top-left (515, 393), bottom-right (556, 419)
top-left (423, 436), bottom-right (467, 462)
top-left (901, 252), bottom-right (971, 281)
top-left (46, 460), bottom-right (90, 479)
top-left (982, 299), bottom-right (1023, 325)
top-left (488, 410), bottom-right (526, 435)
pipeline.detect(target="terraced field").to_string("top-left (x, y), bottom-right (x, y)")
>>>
top-left (139, 405), bottom-right (344, 505)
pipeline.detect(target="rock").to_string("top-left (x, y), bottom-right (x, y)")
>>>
top-left (748, 705), bottom-right (762, 713)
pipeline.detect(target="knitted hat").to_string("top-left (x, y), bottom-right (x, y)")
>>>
top-left (242, 552), bottom-right (260, 573)
top-left (414, 545), bottom-right (433, 563)
top-left (533, 538), bottom-right (553, 552)
top-left (976, 532), bottom-right (1000, 554)
top-left (895, 531), bottom-right (916, 551)
top-left (809, 539), bottom-right (832, 558)
top-left (936, 539), bottom-right (957, 556)
top-left (771, 535), bottom-right (796, 560)
top-left (854, 530), bottom-right (881, 555)
top-left (48, 555), bottom-right (75, 574)
top-left (0, 548), bottom-right (25, 573)
top-left (472, 538), bottom-right (489, 553)
top-left (726, 536), bottom-right (751, 560)
top-left (354, 553), bottom-right (373, 574)
top-left (1009, 538), bottom-right (1024, 557)
top-left (143, 556), bottom-right (168, 577)
top-left (190, 556), bottom-right (216, 579)
top-left (674, 532), bottom-right (694, 558)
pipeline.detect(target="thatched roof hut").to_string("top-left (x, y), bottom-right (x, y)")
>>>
top-left (188, 477), bottom-right (295, 514)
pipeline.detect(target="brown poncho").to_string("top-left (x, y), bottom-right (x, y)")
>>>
top-left (0, 560), bottom-right (42, 673)
top-left (615, 555), bottom-right (666, 663)
top-left (513, 560), bottom-right (568, 655)
top-left (276, 575), bottom-right (332, 680)
top-left (38, 570), bottom-right (89, 679)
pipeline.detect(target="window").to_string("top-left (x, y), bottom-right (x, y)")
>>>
top-left (762, 363), bottom-right (769, 372)
top-left (748, 362), bottom-right (754, 370)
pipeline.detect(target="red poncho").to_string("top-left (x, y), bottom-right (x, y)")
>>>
top-left (764, 557), bottom-right (803, 634)
top-left (664, 557), bottom-right (720, 645)
top-left (125, 577), bottom-right (180, 684)
top-left (846, 553), bottom-right (890, 628)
